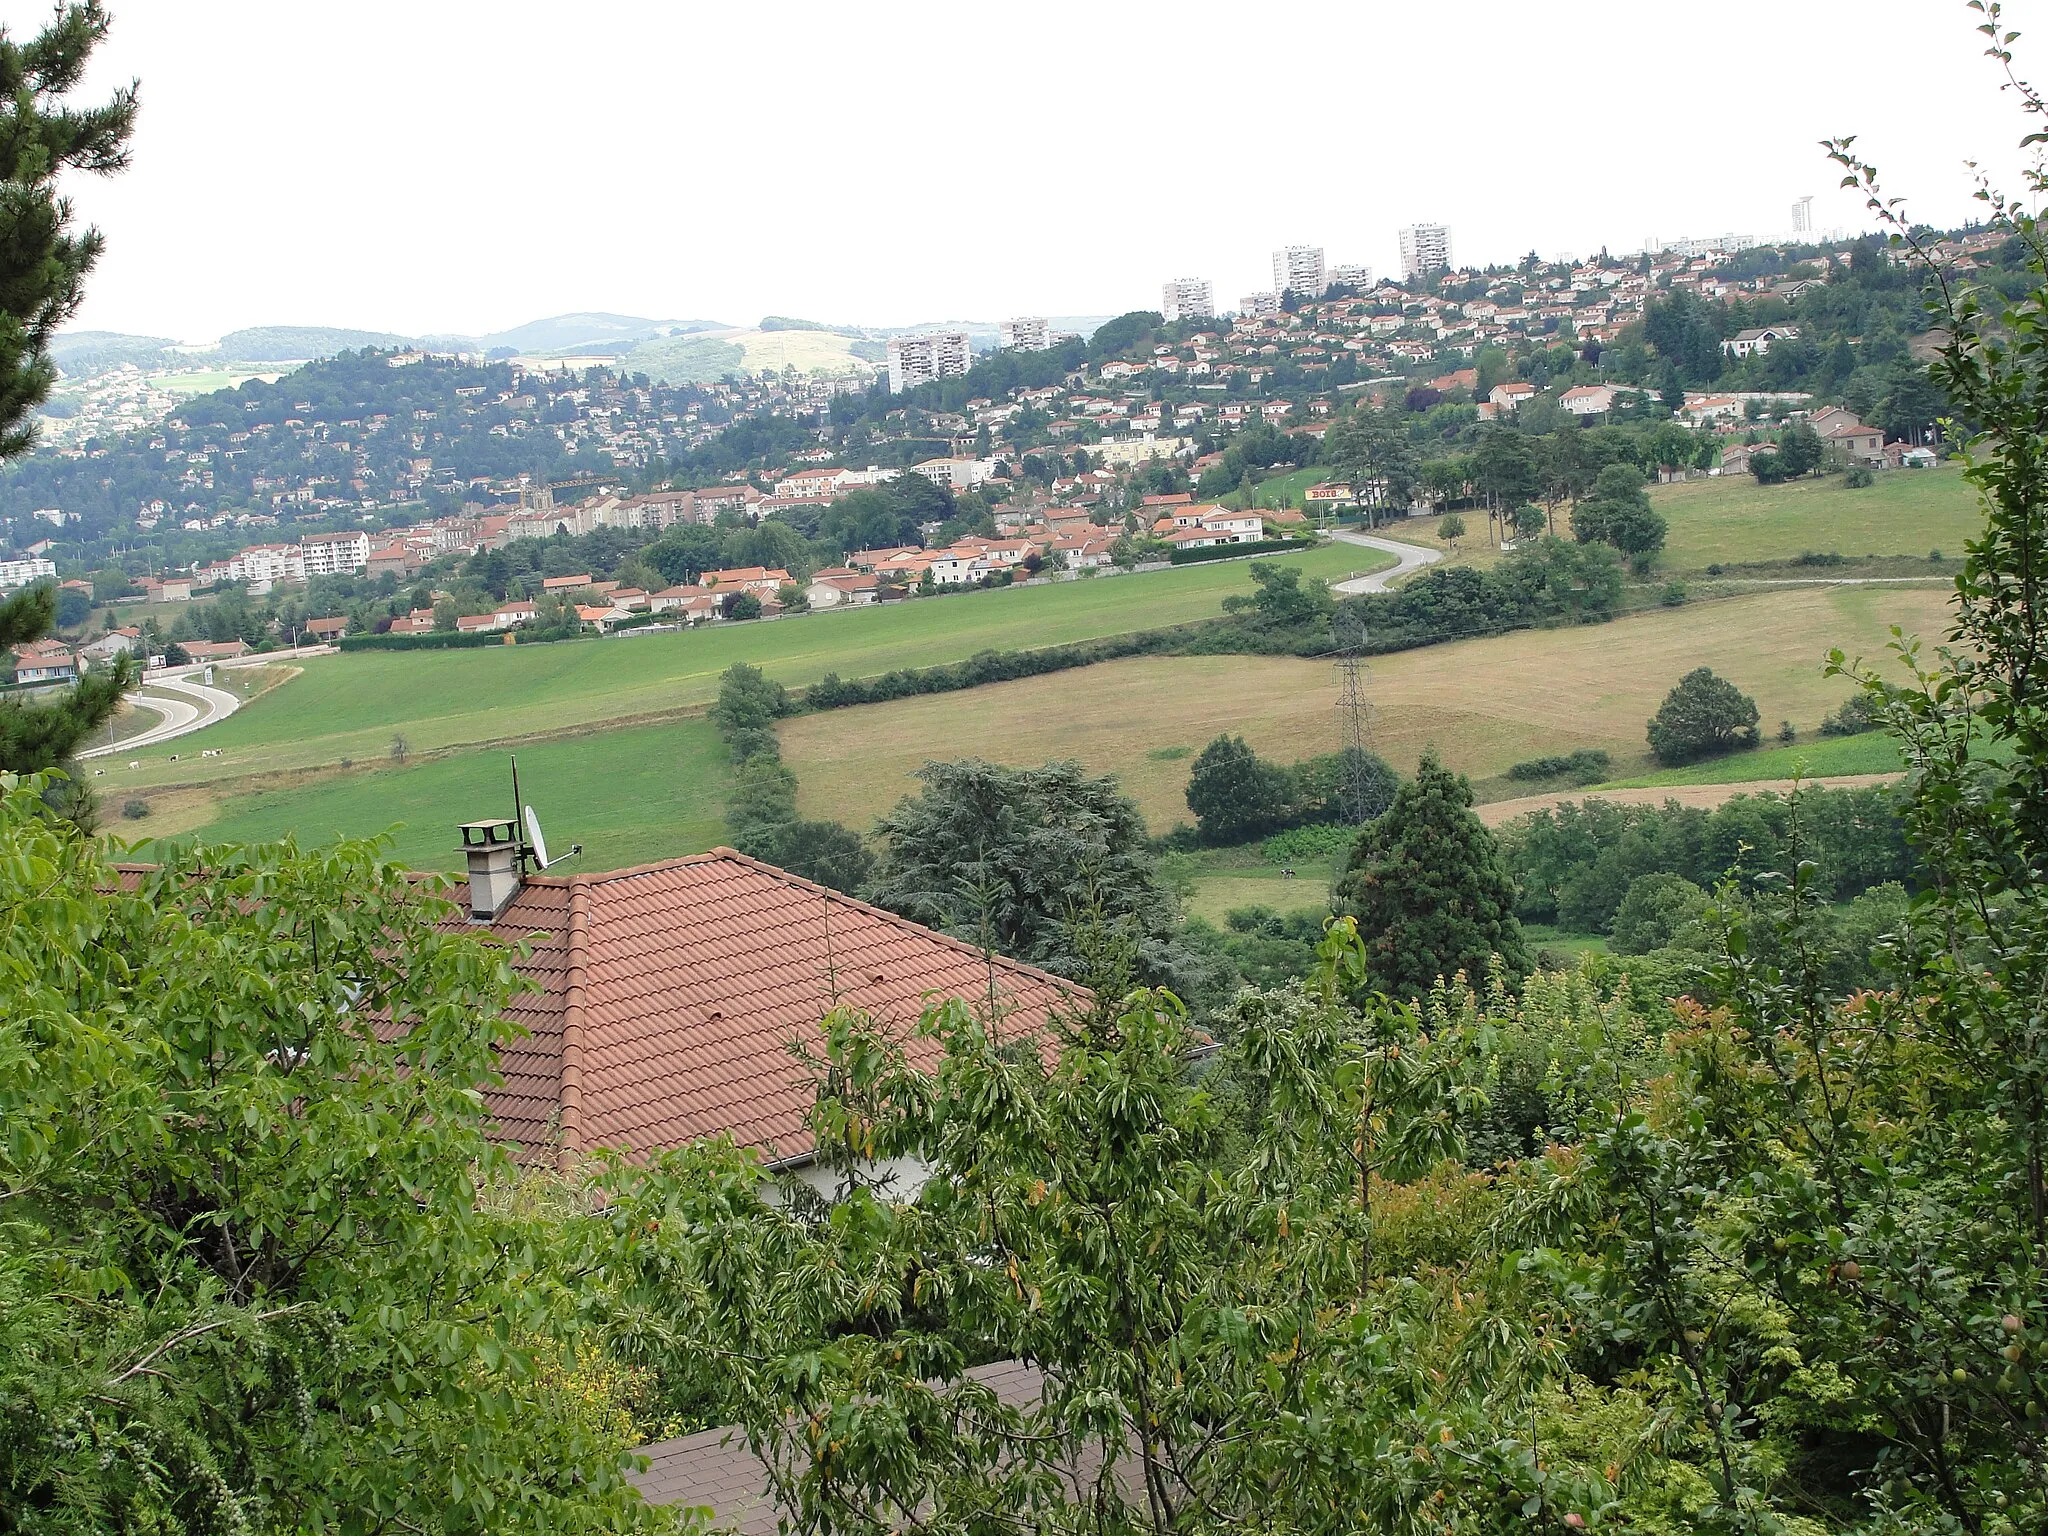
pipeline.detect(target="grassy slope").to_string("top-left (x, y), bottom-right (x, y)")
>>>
top-left (1595, 730), bottom-right (1906, 788)
top-left (1651, 464), bottom-right (1980, 569)
top-left (778, 584), bottom-right (1950, 834)
top-left (116, 543), bottom-right (1371, 794)
top-left (138, 717), bottom-right (732, 874)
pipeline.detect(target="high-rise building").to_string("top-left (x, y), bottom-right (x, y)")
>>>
top-left (887, 331), bottom-right (972, 393)
top-left (1238, 291), bottom-right (1281, 320)
top-left (999, 317), bottom-right (1053, 351)
top-left (1791, 196), bottom-right (1815, 237)
top-left (1271, 245), bottom-right (1326, 298)
top-left (1160, 276), bottom-right (1215, 324)
top-left (1327, 262), bottom-right (1373, 291)
top-left (1398, 224), bottom-right (1453, 283)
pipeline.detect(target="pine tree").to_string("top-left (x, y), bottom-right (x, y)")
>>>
top-left (0, 5), bottom-right (140, 782)
top-left (1334, 749), bottom-right (1530, 998)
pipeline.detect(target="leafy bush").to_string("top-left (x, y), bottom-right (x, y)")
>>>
top-left (1660, 579), bottom-right (1688, 606)
top-left (1646, 666), bottom-right (1760, 765)
top-left (1504, 749), bottom-right (1612, 785)
top-left (119, 797), bottom-right (148, 819)
top-left (1166, 535), bottom-right (1310, 565)
top-left (1820, 692), bottom-right (1881, 737)
top-left (1261, 822), bottom-right (1363, 865)
top-left (1844, 462), bottom-right (1876, 487)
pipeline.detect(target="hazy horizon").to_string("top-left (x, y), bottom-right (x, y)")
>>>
top-left (27, 0), bottom-right (2048, 342)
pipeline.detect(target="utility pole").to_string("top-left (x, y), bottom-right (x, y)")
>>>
top-left (1335, 613), bottom-right (1376, 824)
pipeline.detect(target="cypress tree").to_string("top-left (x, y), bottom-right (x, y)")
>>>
top-left (1334, 749), bottom-right (1530, 998)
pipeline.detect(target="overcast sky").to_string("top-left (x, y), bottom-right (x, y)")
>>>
top-left (31, 0), bottom-right (2048, 341)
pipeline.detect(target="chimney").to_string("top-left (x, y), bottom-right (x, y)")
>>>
top-left (459, 817), bottom-right (523, 922)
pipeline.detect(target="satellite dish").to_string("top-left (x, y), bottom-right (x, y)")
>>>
top-left (524, 805), bottom-right (550, 871)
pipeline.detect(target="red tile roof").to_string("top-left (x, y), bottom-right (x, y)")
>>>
top-left (448, 850), bottom-right (1081, 1167)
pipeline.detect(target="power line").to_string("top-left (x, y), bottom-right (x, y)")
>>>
top-left (1335, 611), bottom-right (1376, 825)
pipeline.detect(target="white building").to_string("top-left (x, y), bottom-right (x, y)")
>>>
top-left (1398, 224), bottom-right (1453, 283)
top-left (1238, 291), bottom-right (1281, 320)
top-left (1328, 263), bottom-right (1373, 291)
top-left (299, 529), bottom-right (371, 576)
top-left (1271, 245), bottom-right (1326, 298)
top-left (0, 555), bottom-right (56, 590)
top-left (1791, 196), bottom-right (1815, 237)
top-left (887, 331), bottom-right (973, 393)
top-left (908, 456), bottom-right (1000, 491)
top-left (999, 317), bottom-right (1054, 351)
top-left (1161, 276), bottom-right (1215, 324)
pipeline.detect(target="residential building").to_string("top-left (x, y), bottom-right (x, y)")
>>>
top-left (1558, 384), bottom-right (1620, 418)
top-left (1725, 325), bottom-right (1801, 359)
top-left (444, 839), bottom-right (1078, 1177)
top-left (1327, 263), bottom-right (1373, 291)
top-left (908, 456), bottom-right (998, 491)
top-left (1237, 292), bottom-right (1281, 319)
top-left (10, 639), bottom-right (77, 684)
top-left (1398, 223), bottom-right (1453, 282)
top-left (1160, 276), bottom-right (1214, 324)
top-left (1489, 382), bottom-right (1537, 412)
top-left (998, 317), bottom-right (1054, 351)
top-left (1807, 406), bottom-right (1885, 462)
top-left (299, 529), bottom-right (371, 576)
top-left (0, 556), bottom-right (56, 590)
top-left (1272, 245), bottom-right (1326, 298)
top-left (887, 331), bottom-right (972, 393)
top-left (1791, 195), bottom-right (1815, 236)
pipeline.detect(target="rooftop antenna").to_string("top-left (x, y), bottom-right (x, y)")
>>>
top-left (1335, 613), bottom-right (1376, 825)
top-left (510, 754), bottom-right (581, 873)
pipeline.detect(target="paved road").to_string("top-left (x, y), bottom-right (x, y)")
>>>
top-left (1327, 529), bottom-right (1442, 594)
top-left (81, 671), bottom-right (244, 759)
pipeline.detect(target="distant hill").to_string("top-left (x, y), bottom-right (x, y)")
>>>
top-left (48, 330), bottom-right (181, 373)
top-left (621, 333), bottom-right (748, 385)
top-left (480, 312), bottom-right (727, 354)
top-left (216, 325), bottom-right (412, 362)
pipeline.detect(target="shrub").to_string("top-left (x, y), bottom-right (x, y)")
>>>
top-left (1844, 463), bottom-right (1876, 487)
top-left (120, 798), bottom-right (149, 819)
top-left (1437, 513), bottom-right (1466, 541)
top-left (1660, 580), bottom-right (1687, 606)
top-left (1647, 667), bottom-right (1761, 765)
top-left (1820, 692), bottom-right (1881, 737)
top-left (1504, 749), bottom-right (1612, 785)
top-left (1608, 872), bottom-right (1711, 955)
top-left (1261, 822), bottom-right (1364, 866)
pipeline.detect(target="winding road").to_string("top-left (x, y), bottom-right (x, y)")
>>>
top-left (81, 670), bottom-right (244, 759)
top-left (1326, 528), bottom-right (1442, 594)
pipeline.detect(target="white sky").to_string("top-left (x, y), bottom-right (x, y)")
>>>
top-left (29, 0), bottom-right (2048, 342)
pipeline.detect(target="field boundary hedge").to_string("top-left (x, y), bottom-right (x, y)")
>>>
top-left (338, 625), bottom-right (582, 652)
top-left (1168, 537), bottom-right (1315, 565)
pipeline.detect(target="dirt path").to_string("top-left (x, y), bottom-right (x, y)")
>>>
top-left (1475, 772), bottom-right (1904, 827)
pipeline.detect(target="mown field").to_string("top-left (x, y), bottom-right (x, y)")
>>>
top-left (113, 543), bottom-right (1374, 795)
top-left (778, 584), bottom-right (1950, 835)
top-left (1650, 463), bottom-right (1979, 570)
top-left (129, 716), bottom-right (731, 874)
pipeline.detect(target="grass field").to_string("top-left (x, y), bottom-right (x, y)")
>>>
top-left (128, 716), bottom-right (731, 873)
top-left (1184, 864), bottom-right (1335, 924)
top-left (1249, 468), bottom-right (1328, 510)
top-left (779, 584), bottom-right (1951, 835)
top-left (111, 544), bottom-right (1371, 795)
top-left (1651, 464), bottom-right (1980, 570)
top-left (1596, 730), bottom-right (1906, 788)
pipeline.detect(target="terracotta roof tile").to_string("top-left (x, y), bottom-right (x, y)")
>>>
top-left (448, 850), bottom-right (1081, 1166)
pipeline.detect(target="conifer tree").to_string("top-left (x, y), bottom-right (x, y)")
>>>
top-left (1334, 748), bottom-right (1529, 997)
top-left (0, 4), bottom-right (139, 779)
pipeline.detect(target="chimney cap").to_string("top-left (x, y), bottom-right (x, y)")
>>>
top-left (459, 817), bottom-right (519, 852)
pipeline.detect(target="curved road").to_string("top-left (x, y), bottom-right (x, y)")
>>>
top-left (81, 671), bottom-right (244, 759)
top-left (1327, 528), bottom-right (1442, 594)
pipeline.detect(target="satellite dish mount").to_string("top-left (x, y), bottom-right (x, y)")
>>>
top-left (510, 754), bottom-right (581, 874)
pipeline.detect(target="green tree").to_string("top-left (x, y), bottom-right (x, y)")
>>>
top-left (868, 758), bottom-right (1192, 989)
top-left (1646, 665), bottom-right (1760, 764)
top-left (1184, 734), bottom-right (1295, 844)
top-left (1876, 357), bottom-right (1945, 442)
top-left (0, 3), bottom-right (137, 457)
top-left (1470, 426), bottom-right (1542, 510)
top-left (1570, 462), bottom-right (1667, 568)
top-left (1436, 512), bottom-right (1465, 540)
top-left (1320, 408), bottom-right (1419, 522)
top-left (0, 801), bottom-right (666, 1533)
top-left (1219, 561), bottom-right (1333, 632)
top-left (1606, 870), bottom-right (1710, 954)
top-left (1333, 749), bottom-right (1530, 997)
